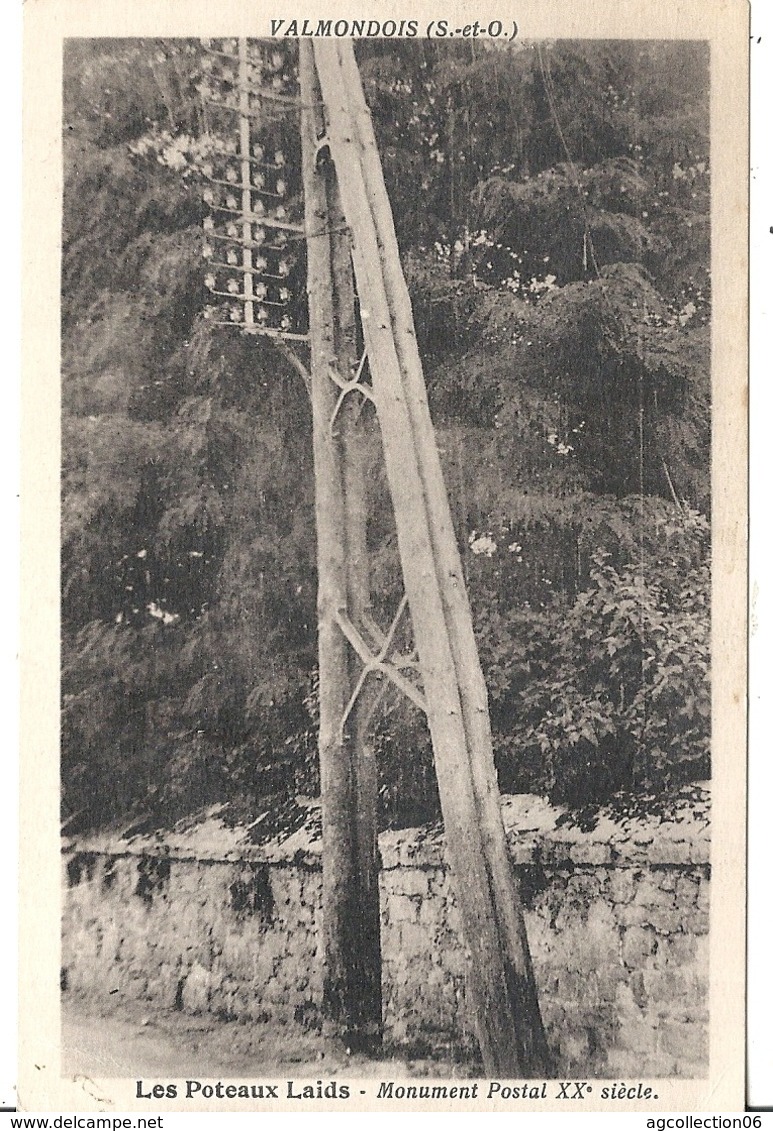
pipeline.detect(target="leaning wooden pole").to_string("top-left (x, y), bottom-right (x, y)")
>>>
top-left (313, 41), bottom-right (550, 1075)
top-left (299, 41), bottom-right (382, 1047)
top-left (333, 41), bottom-right (551, 1075)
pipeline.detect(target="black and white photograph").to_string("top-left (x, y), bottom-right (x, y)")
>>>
top-left (18, 0), bottom-right (748, 1113)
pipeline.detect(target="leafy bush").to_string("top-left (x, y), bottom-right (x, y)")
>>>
top-left (470, 507), bottom-right (710, 805)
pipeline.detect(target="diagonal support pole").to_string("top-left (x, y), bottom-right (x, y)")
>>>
top-left (313, 40), bottom-right (551, 1077)
top-left (336, 39), bottom-right (552, 1076)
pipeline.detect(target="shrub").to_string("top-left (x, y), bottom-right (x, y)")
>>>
top-left (472, 509), bottom-right (710, 806)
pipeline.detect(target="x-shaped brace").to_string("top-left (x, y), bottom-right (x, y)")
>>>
top-left (335, 594), bottom-right (427, 733)
top-left (327, 350), bottom-right (375, 435)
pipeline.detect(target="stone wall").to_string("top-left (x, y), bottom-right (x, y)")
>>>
top-left (62, 788), bottom-right (710, 1077)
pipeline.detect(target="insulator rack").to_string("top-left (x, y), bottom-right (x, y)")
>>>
top-left (198, 38), bottom-right (308, 341)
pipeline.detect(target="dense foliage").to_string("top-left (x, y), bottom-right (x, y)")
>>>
top-left (61, 38), bottom-right (710, 831)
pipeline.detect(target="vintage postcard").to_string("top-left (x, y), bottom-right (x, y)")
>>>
top-left (20, 0), bottom-right (748, 1113)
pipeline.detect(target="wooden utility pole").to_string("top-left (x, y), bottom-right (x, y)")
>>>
top-left (300, 42), bottom-right (381, 1048)
top-left (309, 41), bottom-right (551, 1076)
top-left (200, 35), bottom-right (550, 1076)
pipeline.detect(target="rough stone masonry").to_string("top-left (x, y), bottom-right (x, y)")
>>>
top-left (61, 787), bottom-right (710, 1076)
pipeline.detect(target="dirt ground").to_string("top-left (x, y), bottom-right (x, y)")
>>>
top-left (61, 994), bottom-right (474, 1080)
